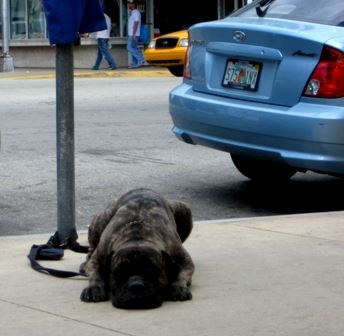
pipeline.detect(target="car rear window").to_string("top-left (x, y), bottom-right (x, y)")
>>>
top-left (233, 0), bottom-right (344, 27)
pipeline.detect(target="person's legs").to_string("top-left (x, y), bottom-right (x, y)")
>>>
top-left (127, 36), bottom-right (145, 68)
top-left (98, 38), bottom-right (117, 69)
top-left (92, 40), bottom-right (103, 70)
top-left (127, 36), bottom-right (138, 67)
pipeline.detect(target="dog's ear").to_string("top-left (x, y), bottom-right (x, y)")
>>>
top-left (167, 201), bottom-right (193, 242)
top-left (88, 198), bottom-right (118, 248)
top-left (161, 251), bottom-right (179, 282)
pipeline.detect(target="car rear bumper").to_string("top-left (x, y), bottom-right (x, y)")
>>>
top-left (169, 83), bottom-right (344, 175)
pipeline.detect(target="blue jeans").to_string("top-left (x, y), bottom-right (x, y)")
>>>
top-left (93, 38), bottom-right (117, 69)
top-left (127, 36), bottom-right (145, 67)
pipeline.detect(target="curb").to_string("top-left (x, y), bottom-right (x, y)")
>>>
top-left (0, 67), bottom-right (173, 80)
top-left (1, 211), bottom-right (343, 240)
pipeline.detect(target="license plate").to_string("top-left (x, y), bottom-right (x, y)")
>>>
top-left (222, 60), bottom-right (262, 91)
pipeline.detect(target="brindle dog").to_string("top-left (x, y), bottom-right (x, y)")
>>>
top-left (80, 188), bottom-right (195, 309)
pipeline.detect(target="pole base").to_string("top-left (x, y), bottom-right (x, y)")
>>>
top-left (47, 231), bottom-right (89, 253)
top-left (0, 54), bottom-right (14, 72)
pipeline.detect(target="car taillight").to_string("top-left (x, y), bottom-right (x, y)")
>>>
top-left (304, 46), bottom-right (344, 98)
top-left (183, 33), bottom-right (192, 79)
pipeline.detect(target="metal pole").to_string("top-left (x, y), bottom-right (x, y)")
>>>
top-left (147, 0), bottom-right (153, 39)
top-left (217, 0), bottom-right (222, 19)
top-left (55, 43), bottom-right (77, 245)
top-left (1, 0), bottom-right (14, 72)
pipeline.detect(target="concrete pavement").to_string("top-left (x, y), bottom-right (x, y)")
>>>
top-left (0, 66), bottom-right (172, 80)
top-left (1, 65), bottom-right (344, 335)
top-left (1, 211), bottom-right (344, 336)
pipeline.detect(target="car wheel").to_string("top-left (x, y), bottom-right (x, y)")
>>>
top-left (168, 65), bottom-right (184, 77)
top-left (231, 154), bottom-right (297, 182)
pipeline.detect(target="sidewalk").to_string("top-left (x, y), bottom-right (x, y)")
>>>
top-left (0, 66), bottom-right (172, 80)
top-left (1, 211), bottom-right (344, 336)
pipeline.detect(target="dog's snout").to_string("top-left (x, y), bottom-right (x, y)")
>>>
top-left (112, 275), bottom-right (163, 309)
top-left (128, 278), bottom-right (146, 294)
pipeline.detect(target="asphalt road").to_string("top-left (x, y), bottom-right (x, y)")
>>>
top-left (0, 76), bottom-right (343, 236)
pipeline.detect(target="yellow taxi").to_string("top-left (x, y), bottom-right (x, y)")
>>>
top-left (144, 30), bottom-right (188, 77)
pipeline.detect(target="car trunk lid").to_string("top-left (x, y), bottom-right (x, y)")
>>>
top-left (189, 18), bottom-right (344, 107)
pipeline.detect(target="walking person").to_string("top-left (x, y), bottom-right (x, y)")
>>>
top-left (90, 9), bottom-right (117, 70)
top-left (127, 0), bottom-right (145, 68)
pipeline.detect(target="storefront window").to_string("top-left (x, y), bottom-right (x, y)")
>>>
top-left (5, 0), bottom-right (247, 42)
top-left (28, 0), bottom-right (45, 38)
top-left (10, 0), bottom-right (27, 39)
top-left (105, 0), bottom-right (147, 37)
top-left (220, 0), bottom-right (251, 18)
top-left (104, 0), bottom-right (138, 37)
top-left (10, 0), bottom-right (45, 39)
top-left (103, 0), bottom-right (121, 37)
top-left (5, 0), bottom-right (150, 41)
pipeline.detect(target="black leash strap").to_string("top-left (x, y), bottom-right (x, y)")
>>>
top-left (46, 231), bottom-right (89, 254)
top-left (27, 231), bottom-right (88, 278)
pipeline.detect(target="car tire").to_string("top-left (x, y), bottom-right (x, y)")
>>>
top-left (168, 65), bottom-right (184, 77)
top-left (231, 154), bottom-right (297, 182)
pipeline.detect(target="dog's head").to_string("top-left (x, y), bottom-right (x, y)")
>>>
top-left (108, 245), bottom-right (177, 309)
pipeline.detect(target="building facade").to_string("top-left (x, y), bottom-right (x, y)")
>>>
top-left (0, 0), bottom-right (251, 68)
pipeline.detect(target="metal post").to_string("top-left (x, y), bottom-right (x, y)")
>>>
top-left (217, 0), bottom-right (222, 19)
top-left (55, 44), bottom-right (77, 245)
top-left (217, 0), bottom-right (227, 19)
top-left (1, 0), bottom-right (14, 72)
top-left (146, 0), bottom-right (153, 39)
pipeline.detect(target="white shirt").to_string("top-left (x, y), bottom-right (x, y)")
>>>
top-left (128, 9), bottom-right (141, 37)
top-left (90, 14), bottom-right (112, 39)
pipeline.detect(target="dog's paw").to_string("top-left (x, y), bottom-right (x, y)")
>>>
top-left (167, 284), bottom-right (192, 301)
top-left (80, 286), bottom-right (108, 302)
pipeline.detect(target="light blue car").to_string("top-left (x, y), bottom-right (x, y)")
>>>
top-left (169, 0), bottom-right (344, 181)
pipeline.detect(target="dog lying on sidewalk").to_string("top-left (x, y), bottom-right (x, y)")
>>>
top-left (80, 188), bottom-right (195, 309)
